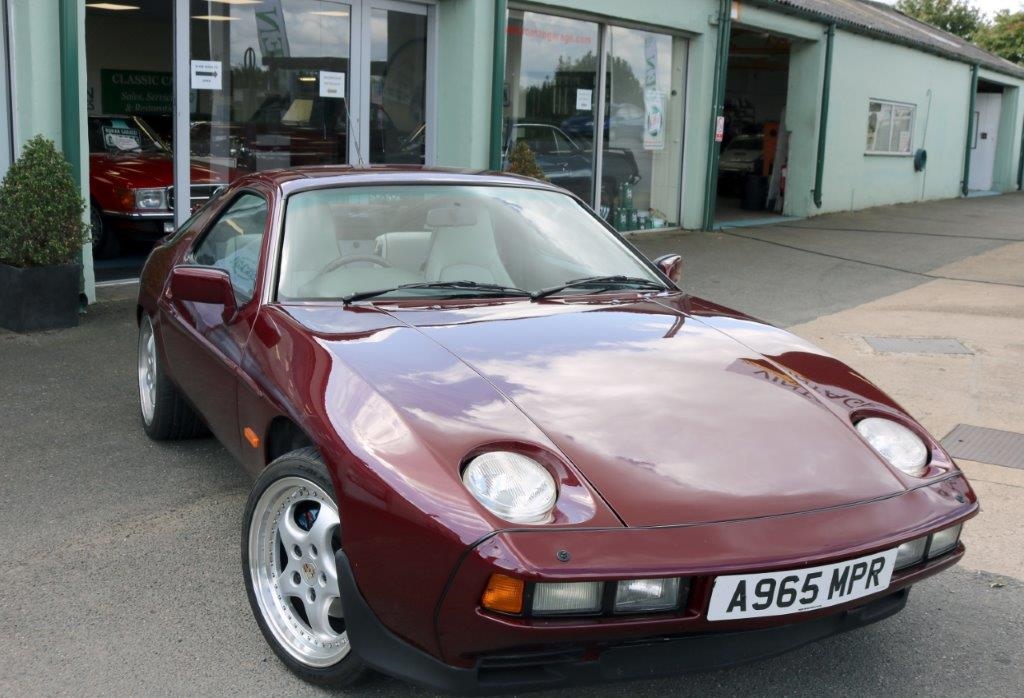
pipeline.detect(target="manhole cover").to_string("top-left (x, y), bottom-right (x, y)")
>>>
top-left (941, 424), bottom-right (1024, 470)
top-left (864, 337), bottom-right (972, 354)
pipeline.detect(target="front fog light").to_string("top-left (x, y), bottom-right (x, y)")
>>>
top-left (895, 536), bottom-right (928, 570)
top-left (928, 523), bottom-right (962, 559)
top-left (614, 577), bottom-right (682, 614)
top-left (532, 581), bottom-right (602, 616)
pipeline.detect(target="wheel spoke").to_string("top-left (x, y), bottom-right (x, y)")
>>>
top-left (306, 590), bottom-right (340, 639)
top-left (277, 508), bottom-right (309, 553)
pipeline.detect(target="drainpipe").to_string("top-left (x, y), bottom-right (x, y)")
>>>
top-left (58, 0), bottom-right (81, 184)
top-left (812, 24), bottom-right (835, 209)
top-left (1017, 117), bottom-right (1024, 190)
top-left (489, 0), bottom-right (508, 171)
top-left (962, 64), bottom-right (979, 197)
top-left (701, 0), bottom-right (733, 230)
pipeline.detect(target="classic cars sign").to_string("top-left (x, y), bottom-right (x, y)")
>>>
top-left (100, 69), bottom-right (172, 116)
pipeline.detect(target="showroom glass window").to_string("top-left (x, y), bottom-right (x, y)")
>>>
top-left (503, 8), bottom-right (686, 231)
top-left (603, 26), bottom-right (685, 231)
top-left (503, 11), bottom-right (600, 206)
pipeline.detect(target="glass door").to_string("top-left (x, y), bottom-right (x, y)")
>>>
top-left (183, 0), bottom-right (433, 217)
top-left (364, 1), bottom-right (428, 164)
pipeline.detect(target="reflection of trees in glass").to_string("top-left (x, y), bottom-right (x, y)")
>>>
top-left (521, 52), bottom-right (643, 123)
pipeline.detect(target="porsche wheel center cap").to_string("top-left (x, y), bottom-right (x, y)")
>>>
top-left (302, 561), bottom-right (317, 584)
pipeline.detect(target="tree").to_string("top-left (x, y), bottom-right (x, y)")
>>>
top-left (895, 0), bottom-right (985, 41)
top-left (975, 11), bottom-right (1024, 65)
top-left (505, 140), bottom-right (548, 181)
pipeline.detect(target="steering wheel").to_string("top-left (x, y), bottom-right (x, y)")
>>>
top-left (317, 254), bottom-right (394, 277)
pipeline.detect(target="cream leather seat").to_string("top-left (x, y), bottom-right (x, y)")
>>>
top-left (421, 206), bottom-right (515, 286)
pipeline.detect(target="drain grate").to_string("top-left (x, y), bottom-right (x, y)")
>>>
top-left (864, 336), bottom-right (972, 355)
top-left (941, 424), bottom-right (1024, 469)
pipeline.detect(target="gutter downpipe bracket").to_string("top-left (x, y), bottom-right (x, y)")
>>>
top-left (962, 64), bottom-right (979, 197)
top-left (812, 24), bottom-right (835, 209)
top-left (489, 0), bottom-right (508, 172)
top-left (701, 0), bottom-right (733, 231)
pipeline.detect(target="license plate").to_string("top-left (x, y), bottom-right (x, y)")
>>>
top-left (707, 549), bottom-right (897, 621)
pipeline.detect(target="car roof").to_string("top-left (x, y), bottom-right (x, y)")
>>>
top-left (242, 165), bottom-right (564, 195)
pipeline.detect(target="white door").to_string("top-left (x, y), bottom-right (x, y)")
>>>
top-left (968, 93), bottom-right (1001, 191)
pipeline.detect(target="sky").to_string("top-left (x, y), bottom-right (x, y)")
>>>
top-left (880, 0), bottom-right (1023, 20)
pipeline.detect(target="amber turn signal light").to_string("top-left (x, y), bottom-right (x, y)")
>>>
top-left (481, 573), bottom-right (524, 614)
top-left (243, 427), bottom-right (260, 448)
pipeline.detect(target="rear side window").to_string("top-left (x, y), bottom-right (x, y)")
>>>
top-left (193, 193), bottom-right (268, 303)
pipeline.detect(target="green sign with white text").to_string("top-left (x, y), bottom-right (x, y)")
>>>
top-left (100, 69), bottom-right (172, 116)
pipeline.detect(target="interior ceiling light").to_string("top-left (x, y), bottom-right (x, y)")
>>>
top-left (298, 76), bottom-right (318, 82)
top-left (192, 15), bottom-right (239, 21)
top-left (205, 1), bottom-right (263, 5)
top-left (85, 3), bottom-right (140, 9)
top-left (311, 10), bottom-right (351, 16)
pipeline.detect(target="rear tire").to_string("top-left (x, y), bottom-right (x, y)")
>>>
top-left (137, 313), bottom-right (208, 440)
top-left (242, 448), bottom-right (372, 687)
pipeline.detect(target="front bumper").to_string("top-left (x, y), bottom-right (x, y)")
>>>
top-left (338, 548), bottom-right (916, 694)
top-left (104, 211), bottom-right (174, 240)
top-left (340, 474), bottom-right (975, 693)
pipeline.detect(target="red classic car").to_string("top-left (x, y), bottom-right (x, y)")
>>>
top-left (136, 167), bottom-right (976, 693)
top-left (88, 115), bottom-right (228, 257)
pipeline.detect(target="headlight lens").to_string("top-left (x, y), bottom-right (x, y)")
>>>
top-left (532, 581), bottom-right (603, 616)
top-left (894, 536), bottom-right (928, 570)
top-left (928, 523), bottom-right (962, 558)
top-left (614, 578), bottom-right (682, 614)
top-left (856, 417), bottom-right (929, 476)
top-left (462, 451), bottom-right (557, 524)
top-left (134, 187), bottom-right (167, 210)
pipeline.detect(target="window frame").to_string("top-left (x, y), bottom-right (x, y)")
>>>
top-left (188, 188), bottom-right (271, 306)
top-left (865, 98), bottom-right (917, 157)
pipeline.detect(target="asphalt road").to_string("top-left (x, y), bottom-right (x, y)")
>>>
top-left (3, 195), bottom-right (1024, 696)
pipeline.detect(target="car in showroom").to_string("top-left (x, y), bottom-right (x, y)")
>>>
top-left (135, 166), bottom-right (976, 693)
top-left (504, 122), bottom-right (640, 204)
top-left (88, 115), bottom-right (228, 257)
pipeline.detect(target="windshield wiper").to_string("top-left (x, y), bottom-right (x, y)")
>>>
top-left (530, 275), bottom-right (666, 301)
top-left (342, 281), bottom-right (532, 304)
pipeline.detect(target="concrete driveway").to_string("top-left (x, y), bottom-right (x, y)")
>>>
top-left (2, 194), bottom-right (1023, 696)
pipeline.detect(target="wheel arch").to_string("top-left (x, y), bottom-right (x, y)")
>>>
top-left (265, 416), bottom-right (317, 467)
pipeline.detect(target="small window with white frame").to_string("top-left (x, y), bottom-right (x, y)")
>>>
top-left (866, 100), bottom-right (916, 155)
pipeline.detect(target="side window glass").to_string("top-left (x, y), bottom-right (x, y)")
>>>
top-left (193, 193), bottom-right (268, 303)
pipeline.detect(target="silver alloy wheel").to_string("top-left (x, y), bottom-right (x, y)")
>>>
top-left (249, 476), bottom-right (349, 668)
top-left (138, 315), bottom-right (157, 425)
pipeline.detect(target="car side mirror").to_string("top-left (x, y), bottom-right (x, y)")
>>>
top-left (653, 254), bottom-right (683, 284)
top-left (170, 266), bottom-right (237, 321)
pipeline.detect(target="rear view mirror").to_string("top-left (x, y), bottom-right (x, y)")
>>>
top-left (170, 266), bottom-right (237, 321)
top-left (653, 254), bottom-right (683, 284)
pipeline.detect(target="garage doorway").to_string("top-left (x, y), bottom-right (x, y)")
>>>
top-left (714, 28), bottom-right (792, 226)
top-left (85, 1), bottom-right (173, 282)
top-left (968, 80), bottom-right (1004, 194)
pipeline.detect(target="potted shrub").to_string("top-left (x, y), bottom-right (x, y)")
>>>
top-left (0, 135), bottom-right (87, 332)
top-left (505, 140), bottom-right (548, 181)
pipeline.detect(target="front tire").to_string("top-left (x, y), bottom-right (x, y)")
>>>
top-left (242, 448), bottom-right (371, 687)
top-left (137, 313), bottom-right (207, 440)
top-left (90, 203), bottom-right (119, 259)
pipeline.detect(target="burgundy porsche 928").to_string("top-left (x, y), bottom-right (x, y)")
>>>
top-left (136, 167), bottom-right (976, 693)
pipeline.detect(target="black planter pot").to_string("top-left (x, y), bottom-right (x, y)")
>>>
top-left (0, 263), bottom-right (81, 332)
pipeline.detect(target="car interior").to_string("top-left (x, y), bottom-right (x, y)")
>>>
top-left (275, 186), bottom-right (650, 301)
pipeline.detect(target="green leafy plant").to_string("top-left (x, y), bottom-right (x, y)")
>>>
top-left (0, 135), bottom-right (87, 267)
top-left (505, 140), bottom-right (548, 181)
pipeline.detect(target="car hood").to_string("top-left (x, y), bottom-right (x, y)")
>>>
top-left (293, 297), bottom-right (907, 527)
top-left (90, 152), bottom-right (224, 188)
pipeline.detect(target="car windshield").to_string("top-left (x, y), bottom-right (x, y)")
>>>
top-left (88, 116), bottom-right (169, 154)
top-left (277, 184), bottom-right (663, 302)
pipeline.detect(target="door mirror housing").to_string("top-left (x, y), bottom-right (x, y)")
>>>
top-left (170, 266), bottom-right (237, 321)
top-left (653, 254), bottom-right (683, 284)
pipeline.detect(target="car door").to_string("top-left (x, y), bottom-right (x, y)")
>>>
top-left (159, 191), bottom-right (270, 457)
